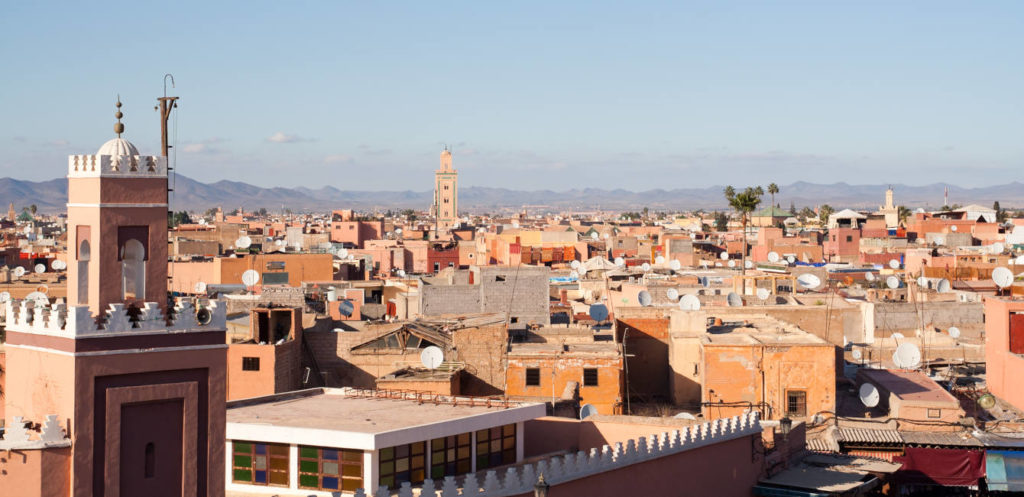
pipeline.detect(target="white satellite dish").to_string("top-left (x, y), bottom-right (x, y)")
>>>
top-left (950, 225), bottom-right (958, 232)
top-left (797, 274), bottom-right (821, 290)
top-left (579, 404), bottom-right (598, 420)
top-left (13, 267), bottom-right (25, 278)
top-left (50, 259), bottom-right (60, 270)
top-left (397, 269), bottom-right (406, 278)
top-left (34, 263), bottom-right (45, 274)
top-left (936, 279), bottom-right (951, 293)
top-left (892, 332), bottom-right (905, 340)
top-left (893, 343), bottom-right (922, 369)
top-left (570, 260), bottom-right (581, 270)
top-left (720, 252), bottom-right (729, 261)
top-left (395, 228), bottom-right (403, 234)
top-left (673, 412), bottom-right (698, 420)
top-left (666, 288), bottom-right (679, 300)
top-left (934, 236), bottom-right (945, 245)
top-left (888, 259), bottom-right (900, 269)
top-left (768, 251), bottom-right (780, 263)
top-left (578, 266), bottom-right (588, 277)
top-left (886, 276), bottom-right (901, 289)
top-left (241, 269), bottom-right (260, 287)
top-left (602, 232), bottom-right (610, 240)
top-left (859, 383), bottom-right (880, 408)
top-left (420, 346), bottom-right (444, 370)
top-left (916, 276), bottom-right (928, 288)
top-left (727, 260), bottom-right (736, 268)
top-left (637, 291), bottom-right (652, 307)
top-left (679, 294), bottom-right (701, 311)
top-left (24, 291), bottom-right (48, 306)
top-left (641, 262), bottom-right (651, 272)
top-left (275, 239), bottom-right (285, 247)
top-left (948, 327), bottom-right (961, 339)
top-left (744, 260), bottom-right (753, 269)
top-left (991, 242), bottom-right (1005, 254)
top-left (236, 236), bottom-right (252, 249)
top-left (194, 281), bottom-right (207, 293)
top-left (865, 272), bottom-right (875, 282)
top-left (590, 232), bottom-right (599, 240)
top-left (0, 291), bottom-right (9, 302)
top-left (786, 255), bottom-right (795, 264)
top-left (851, 349), bottom-right (863, 360)
top-left (614, 257), bottom-right (625, 266)
top-left (993, 267), bottom-right (1014, 288)
top-left (569, 270), bottom-right (579, 279)
top-left (338, 248), bottom-right (349, 258)
top-left (669, 259), bottom-right (682, 271)
top-left (726, 292), bottom-right (743, 307)
top-left (655, 255), bottom-right (666, 265)
top-left (756, 288), bottom-right (770, 301)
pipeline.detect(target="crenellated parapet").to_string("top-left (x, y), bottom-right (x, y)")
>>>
top-left (0, 415), bottom-right (71, 450)
top-left (4, 299), bottom-right (226, 338)
top-left (67, 153), bottom-right (166, 178)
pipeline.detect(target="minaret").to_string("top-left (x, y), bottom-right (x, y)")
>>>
top-left (6, 202), bottom-right (14, 221)
top-left (433, 146), bottom-right (459, 233)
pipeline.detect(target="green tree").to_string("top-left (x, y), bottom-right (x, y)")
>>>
top-left (767, 183), bottom-right (779, 213)
top-left (724, 185), bottom-right (764, 274)
top-left (819, 204), bottom-right (835, 225)
top-left (29, 204), bottom-right (37, 215)
top-left (994, 201), bottom-right (1008, 223)
top-left (798, 206), bottom-right (816, 220)
top-left (257, 207), bottom-right (268, 217)
top-left (898, 205), bottom-right (911, 226)
top-left (714, 212), bottom-right (729, 232)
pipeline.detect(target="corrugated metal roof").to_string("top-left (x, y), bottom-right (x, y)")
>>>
top-left (837, 428), bottom-right (904, 444)
top-left (900, 430), bottom-right (982, 447)
top-left (806, 438), bottom-right (837, 453)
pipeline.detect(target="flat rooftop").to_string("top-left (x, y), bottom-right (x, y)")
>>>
top-left (859, 369), bottom-right (958, 404)
top-left (703, 314), bottom-right (829, 346)
top-left (227, 388), bottom-right (546, 450)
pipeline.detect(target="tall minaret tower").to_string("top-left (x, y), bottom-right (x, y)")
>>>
top-left (433, 146), bottom-right (459, 233)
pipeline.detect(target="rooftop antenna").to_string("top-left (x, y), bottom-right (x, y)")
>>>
top-left (157, 74), bottom-right (178, 158)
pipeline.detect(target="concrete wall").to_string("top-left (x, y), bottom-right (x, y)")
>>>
top-left (616, 318), bottom-right (669, 402)
top-left (0, 446), bottom-right (71, 497)
top-left (420, 285), bottom-right (480, 316)
top-left (479, 266), bottom-right (550, 329)
top-left (985, 298), bottom-right (1024, 412)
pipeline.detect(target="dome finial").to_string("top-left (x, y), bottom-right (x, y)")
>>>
top-left (114, 95), bottom-right (125, 137)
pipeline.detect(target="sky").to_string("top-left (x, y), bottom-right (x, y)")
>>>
top-left (1, 1), bottom-right (1022, 191)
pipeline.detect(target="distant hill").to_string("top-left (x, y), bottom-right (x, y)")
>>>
top-left (2, 175), bottom-right (1021, 214)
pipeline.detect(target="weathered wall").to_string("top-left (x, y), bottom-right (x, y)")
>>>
top-left (452, 323), bottom-right (509, 396)
top-left (0, 446), bottom-right (71, 497)
top-left (616, 318), bottom-right (669, 401)
top-left (507, 353), bottom-right (623, 415)
top-left (479, 266), bottom-right (551, 329)
top-left (420, 285), bottom-right (480, 316)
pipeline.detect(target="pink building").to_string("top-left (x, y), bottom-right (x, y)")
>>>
top-left (0, 101), bottom-right (227, 497)
top-left (985, 297), bottom-right (1024, 411)
top-left (823, 227), bottom-right (860, 261)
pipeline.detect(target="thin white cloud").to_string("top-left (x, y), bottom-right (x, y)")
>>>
top-left (324, 154), bottom-right (353, 164)
top-left (181, 137), bottom-right (226, 154)
top-left (267, 132), bottom-right (311, 144)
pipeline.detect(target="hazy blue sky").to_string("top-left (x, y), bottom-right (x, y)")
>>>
top-left (2, 1), bottom-right (1022, 190)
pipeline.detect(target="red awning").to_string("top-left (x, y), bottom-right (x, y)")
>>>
top-left (894, 447), bottom-right (986, 487)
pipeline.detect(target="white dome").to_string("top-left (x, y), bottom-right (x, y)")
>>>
top-left (97, 138), bottom-right (139, 157)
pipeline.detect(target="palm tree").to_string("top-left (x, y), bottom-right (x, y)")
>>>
top-left (724, 185), bottom-right (764, 275)
top-left (768, 183), bottom-right (779, 210)
top-left (898, 205), bottom-right (911, 227)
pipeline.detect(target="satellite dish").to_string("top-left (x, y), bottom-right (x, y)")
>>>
top-left (720, 252), bottom-right (729, 261)
top-left (991, 242), bottom-right (1005, 254)
top-left (888, 259), bottom-right (900, 269)
top-left (337, 248), bottom-right (349, 258)
top-left (916, 276), bottom-right (928, 288)
top-left (674, 412), bottom-right (698, 420)
top-left (34, 264), bottom-right (45, 274)
top-left (570, 260), bottom-right (581, 270)
top-left (338, 300), bottom-right (355, 317)
top-left (797, 274), bottom-right (821, 290)
top-left (666, 288), bottom-right (680, 300)
top-left (936, 279), bottom-right (951, 293)
top-left (50, 259), bottom-right (60, 270)
top-left (578, 266), bottom-right (588, 277)
top-left (727, 260), bottom-right (736, 268)
top-left (395, 228), bottom-right (403, 234)
top-left (934, 236), bottom-right (945, 245)
top-left (0, 291), bottom-right (10, 302)
top-left (13, 267), bottom-right (25, 278)
top-left (669, 260), bottom-right (682, 271)
top-left (851, 349), bottom-right (863, 360)
top-left (756, 288), bottom-right (770, 301)
top-left (420, 346), bottom-right (444, 369)
top-left (236, 236), bottom-right (252, 249)
top-left (590, 232), bottom-right (599, 240)
top-left (602, 232), bottom-right (610, 240)
top-left (655, 255), bottom-right (666, 265)
top-left (865, 272), bottom-right (875, 282)
top-left (679, 294), bottom-right (701, 311)
top-left (275, 239), bottom-right (286, 247)
top-left (241, 269), bottom-right (260, 287)
top-left (977, 394), bottom-right (997, 410)
top-left (641, 263), bottom-right (651, 272)
top-left (637, 291), bottom-right (652, 307)
top-left (194, 281), bottom-right (207, 293)
top-left (892, 332), bottom-right (905, 340)
top-left (768, 251), bottom-right (780, 263)
top-left (24, 291), bottom-right (48, 306)
top-left (579, 404), bottom-right (598, 420)
top-left (569, 270), bottom-right (579, 279)
top-left (859, 383), bottom-right (880, 408)
top-left (397, 269), bottom-right (407, 278)
top-left (589, 303), bottom-right (609, 322)
top-left (948, 327), bottom-right (961, 339)
top-left (886, 276), bottom-right (901, 289)
top-left (56, 260), bottom-right (67, 270)
top-left (614, 257), bottom-right (625, 266)
top-left (993, 267), bottom-right (1014, 288)
top-left (893, 343), bottom-right (922, 369)
top-left (196, 307), bottom-right (213, 325)
top-left (744, 260), bottom-right (753, 269)
top-left (726, 292), bottom-right (743, 307)
top-left (786, 255), bottom-right (795, 264)
top-left (950, 225), bottom-right (958, 232)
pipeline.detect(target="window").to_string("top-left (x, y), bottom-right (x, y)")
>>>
top-left (1010, 313), bottom-right (1024, 355)
top-left (525, 368), bottom-right (540, 386)
top-left (786, 390), bottom-right (807, 417)
top-left (583, 368), bottom-right (599, 387)
top-left (510, 317), bottom-right (519, 324)
top-left (144, 442), bottom-right (155, 478)
top-left (846, 235), bottom-right (853, 242)
top-left (495, 275), bottom-right (506, 282)
top-left (433, 262), bottom-right (440, 272)
top-left (430, 433), bottom-right (472, 479)
top-left (121, 238), bottom-right (146, 300)
top-left (262, 272), bottom-right (289, 285)
top-left (379, 442), bottom-right (425, 489)
top-left (349, 225), bottom-right (354, 230)
top-left (927, 408), bottom-right (941, 419)
top-left (233, 441), bottom-right (289, 487)
top-left (299, 445), bottom-right (362, 493)
top-left (77, 237), bottom-right (90, 305)
top-left (475, 424), bottom-right (516, 470)
top-left (242, 357), bottom-right (260, 371)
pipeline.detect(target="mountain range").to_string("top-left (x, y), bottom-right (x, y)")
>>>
top-left (2, 175), bottom-right (1021, 214)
